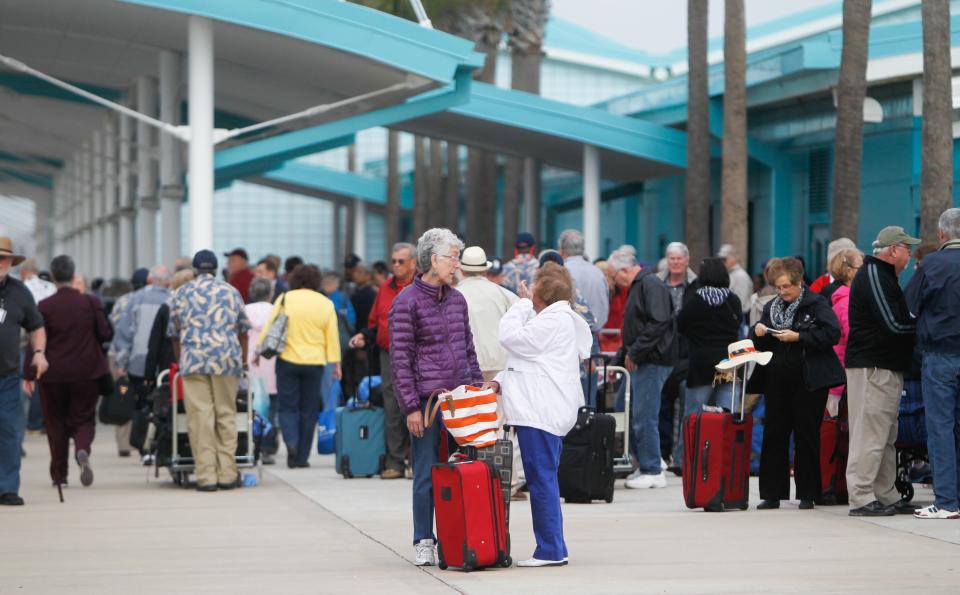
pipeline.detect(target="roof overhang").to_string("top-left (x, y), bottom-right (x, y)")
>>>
top-left (393, 82), bottom-right (687, 181)
top-left (0, 0), bottom-right (482, 199)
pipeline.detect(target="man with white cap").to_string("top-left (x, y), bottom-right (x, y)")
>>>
top-left (845, 226), bottom-right (920, 517)
top-left (458, 246), bottom-right (525, 499)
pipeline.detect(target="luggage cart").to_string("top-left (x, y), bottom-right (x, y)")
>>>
top-left (167, 369), bottom-right (257, 487)
top-left (605, 365), bottom-right (633, 477)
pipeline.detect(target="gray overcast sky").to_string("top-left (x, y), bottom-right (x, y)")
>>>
top-left (550, 0), bottom-right (838, 56)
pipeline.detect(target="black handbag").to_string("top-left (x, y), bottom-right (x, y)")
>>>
top-left (97, 373), bottom-right (115, 397)
top-left (98, 376), bottom-right (136, 425)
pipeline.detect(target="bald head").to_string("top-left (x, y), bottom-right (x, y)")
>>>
top-left (148, 265), bottom-right (171, 287)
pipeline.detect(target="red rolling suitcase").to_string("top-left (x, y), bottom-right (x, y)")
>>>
top-left (432, 459), bottom-right (511, 571)
top-left (682, 368), bottom-right (752, 512)
top-left (819, 415), bottom-right (849, 505)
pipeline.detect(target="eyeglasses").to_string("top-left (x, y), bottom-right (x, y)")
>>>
top-left (436, 254), bottom-right (460, 263)
top-left (391, 259), bottom-right (407, 265)
top-left (775, 283), bottom-right (797, 292)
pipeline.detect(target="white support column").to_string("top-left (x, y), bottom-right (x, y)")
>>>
top-left (91, 130), bottom-right (104, 279)
top-left (582, 145), bottom-right (600, 261)
top-left (80, 144), bottom-right (93, 274)
top-left (103, 116), bottom-right (119, 280)
top-left (159, 50), bottom-right (184, 267)
top-left (136, 76), bottom-right (159, 268)
top-left (118, 109), bottom-right (136, 276)
top-left (188, 16), bottom-right (215, 253)
top-left (353, 199), bottom-right (367, 260)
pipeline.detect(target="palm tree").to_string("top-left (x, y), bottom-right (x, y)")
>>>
top-left (413, 135), bottom-right (429, 237)
top-left (445, 142), bottom-right (461, 232)
top-left (386, 130), bottom-right (401, 251)
top-left (686, 0), bottom-right (710, 264)
top-left (831, 0), bottom-right (872, 241)
top-left (501, 0), bottom-right (550, 258)
top-left (721, 0), bottom-right (748, 260)
top-left (921, 0), bottom-right (953, 242)
top-left (428, 138), bottom-right (445, 228)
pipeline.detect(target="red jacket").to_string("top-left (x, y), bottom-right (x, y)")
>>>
top-left (363, 276), bottom-right (412, 352)
top-left (229, 268), bottom-right (255, 303)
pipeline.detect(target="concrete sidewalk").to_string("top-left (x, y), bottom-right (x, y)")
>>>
top-left (2, 431), bottom-right (958, 594)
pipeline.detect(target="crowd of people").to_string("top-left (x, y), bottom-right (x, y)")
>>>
top-left (2, 207), bottom-right (960, 564)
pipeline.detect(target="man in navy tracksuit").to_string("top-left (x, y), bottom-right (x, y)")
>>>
top-left (906, 208), bottom-right (960, 519)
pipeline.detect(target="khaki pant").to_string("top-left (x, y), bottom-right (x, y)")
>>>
top-left (115, 421), bottom-right (131, 453)
top-left (845, 367), bottom-right (903, 508)
top-left (483, 370), bottom-right (525, 492)
top-left (181, 374), bottom-right (239, 487)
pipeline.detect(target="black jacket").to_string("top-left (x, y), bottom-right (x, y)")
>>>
top-left (618, 268), bottom-right (676, 367)
top-left (905, 241), bottom-right (960, 355)
top-left (678, 291), bottom-right (742, 388)
top-left (747, 290), bottom-right (844, 393)
top-left (845, 255), bottom-right (916, 371)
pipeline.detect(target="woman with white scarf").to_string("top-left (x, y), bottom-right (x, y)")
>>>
top-left (485, 262), bottom-right (593, 567)
top-left (747, 257), bottom-right (844, 511)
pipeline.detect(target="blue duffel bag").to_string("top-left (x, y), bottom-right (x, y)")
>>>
top-left (897, 380), bottom-right (927, 447)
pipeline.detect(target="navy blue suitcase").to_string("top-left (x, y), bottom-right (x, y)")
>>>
top-left (335, 404), bottom-right (386, 478)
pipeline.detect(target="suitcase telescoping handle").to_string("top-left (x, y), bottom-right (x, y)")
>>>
top-left (732, 365), bottom-right (748, 422)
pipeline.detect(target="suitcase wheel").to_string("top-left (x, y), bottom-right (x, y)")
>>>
top-left (341, 456), bottom-right (353, 479)
top-left (499, 556), bottom-right (512, 568)
top-left (438, 562), bottom-right (448, 570)
top-left (604, 484), bottom-right (614, 503)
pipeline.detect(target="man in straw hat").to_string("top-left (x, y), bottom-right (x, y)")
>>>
top-left (0, 237), bottom-right (48, 505)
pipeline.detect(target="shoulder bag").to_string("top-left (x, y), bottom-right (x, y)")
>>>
top-left (258, 294), bottom-right (288, 359)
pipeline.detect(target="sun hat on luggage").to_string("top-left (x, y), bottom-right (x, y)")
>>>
top-left (715, 339), bottom-right (773, 370)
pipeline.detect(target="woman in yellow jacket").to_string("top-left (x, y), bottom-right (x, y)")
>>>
top-left (257, 264), bottom-right (341, 468)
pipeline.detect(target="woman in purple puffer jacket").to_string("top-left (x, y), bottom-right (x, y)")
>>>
top-left (389, 227), bottom-right (483, 567)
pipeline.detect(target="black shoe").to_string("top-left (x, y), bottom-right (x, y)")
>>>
top-left (0, 493), bottom-right (24, 506)
top-left (890, 499), bottom-right (917, 515)
top-left (849, 500), bottom-right (895, 517)
top-left (295, 461), bottom-right (311, 468)
top-left (196, 484), bottom-right (218, 492)
top-left (217, 481), bottom-right (237, 491)
top-left (757, 499), bottom-right (780, 510)
top-left (799, 500), bottom-right (815, 510)
top-left (118, 450), bottom-right (131, 458)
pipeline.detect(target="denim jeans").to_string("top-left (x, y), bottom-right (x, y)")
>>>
top-left (276, 359), bottom-right (325, 465)
top-left (921, 352), bottom-right (960, 511)
top-left (410, 401), bottom-right (445, 544)
top-left (672, 381), bottom-right (742, 470)
top-left (516, 426), bottom-right (567, 561)
top-left (0, 374), bottom-right (24, 495)
top-left (630, 364), bottom-right (672, 475)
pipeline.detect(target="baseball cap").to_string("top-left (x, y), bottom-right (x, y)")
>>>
top-left (130, 267), bottom-right (149, 289)
top-left (515, 232), bottom-right (536, 249)
top-left (223, 247), bottom-right (249, 260)
top-left (874, 226), bottom-right (921, 249)
top-left (193, 249), bottom-right (219, 273)
top-left (344, 253), bottom-right (362, 269)
top-left (538, 249), bottom-right (565, 268)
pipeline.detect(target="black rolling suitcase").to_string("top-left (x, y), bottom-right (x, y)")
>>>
top-left (558, 355), bottom-right (617, 503)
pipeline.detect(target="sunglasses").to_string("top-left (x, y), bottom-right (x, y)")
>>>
top-left (391, 259), bottom-right (407, 265)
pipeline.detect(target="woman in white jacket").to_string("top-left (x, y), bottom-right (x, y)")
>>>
top-left (486, 262), bottom-right (593, 567)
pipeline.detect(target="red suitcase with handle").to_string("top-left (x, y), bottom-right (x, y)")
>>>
top-left (820, 415), bottom-right (849, 504)
top-left (682, 368), bottom-right (752, 512)
top-left (432, 458), bottom-right (511, 571)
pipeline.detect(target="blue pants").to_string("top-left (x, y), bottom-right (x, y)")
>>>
top-left (0, 374), bottom-right (23, 495)
top-left (922, 352), bottom-right (960, 511)
top-left (517, 426), bottom-right (567, 561)
top-left (410, 403), bottom-right (445, 544)
top-left (631, 364), bottom-right (672, 475)
top-left (276, 359), bottom-right (324, 466)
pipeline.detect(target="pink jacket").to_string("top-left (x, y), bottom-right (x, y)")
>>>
top-left (830, 285), bottom-right (851, 396)
top-left (245, 302), bottom-right (277, 394)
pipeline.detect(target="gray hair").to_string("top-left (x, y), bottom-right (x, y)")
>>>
top-left (717, 243), bottom-right (738, 260)
top-left (416, 228), bottom-right (464, 273)
top-left (148, 264), bottom-right (171, 285)
top-left (665, 241), bottom-right (689, 258)
top-left (392, 242), bottom-right (416, 258)
top-left (939, 208), bottom-right (960, 240)
top-left (607, 248), bottom-right (638, 272)
top-left (248, 277), bottom-right (273, 303)
top-left (558, 229), bottom-right (585, 257)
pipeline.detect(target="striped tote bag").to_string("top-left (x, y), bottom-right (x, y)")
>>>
top-left (425, 385), bottom-right (499, 448)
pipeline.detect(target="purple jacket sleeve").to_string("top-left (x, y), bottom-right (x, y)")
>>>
top-left (462, 300), bottom-right (483, 384)
top-left (389, 294), bottom-right (420, 415)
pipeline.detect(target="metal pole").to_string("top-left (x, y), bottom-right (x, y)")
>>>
top-left (188, 16), bottom-right (215, 254)
top-left (91, 130), bottom-right (104, 278)
top-left (118, 108), bottom-right (136, 277)
top-left (582, 145), bottom-right (601, 261)
top-left (103, 117), bottom-right (118, 280)
top-left (136, 76), bottom-right (159, 267)
top-left (159, 50), bottom-right (183, 267)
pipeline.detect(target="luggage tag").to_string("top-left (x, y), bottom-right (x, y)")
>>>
top-left (443, 393), bottom-right (457, 417)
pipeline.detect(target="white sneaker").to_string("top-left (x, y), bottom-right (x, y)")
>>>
top-left (517, 557), bottom-right (568, 567)
top-left (660, 458), bottom-right (668, 471)
top-left (414, 539), bottom-right (437, 566)
top-left (914, 504), bottom-right (960, 519)
top-left (626, 468), bottom-right (642, 480)
top-left (625, 472), bottom-right (667, 489)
